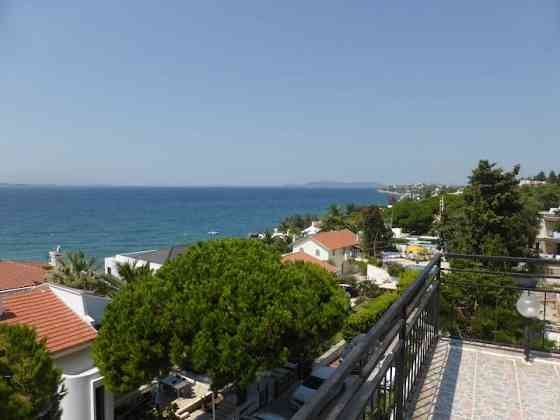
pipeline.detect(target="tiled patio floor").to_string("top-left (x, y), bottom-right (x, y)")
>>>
top-left (410, 339), bottom-right (560, 420)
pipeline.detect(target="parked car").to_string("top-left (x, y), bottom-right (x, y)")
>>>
top-left (289, 366), bottom-right (344, 410)
top-left (241, 413), bottom-right (288, 420)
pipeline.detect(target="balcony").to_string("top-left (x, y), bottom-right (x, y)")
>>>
top-left (291, 254), bottom-right (560, 420)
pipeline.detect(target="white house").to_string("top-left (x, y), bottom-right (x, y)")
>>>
top-left (0, 283), bottom-right (112, 420)
top-left (104, 245), bottom-right (188, 278)
top-left (291, 229), bottom-right (361, 274)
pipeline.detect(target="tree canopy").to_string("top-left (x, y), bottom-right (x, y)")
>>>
top-left (48, 251), bottom-right (122, 295)
top-left (0, 325), bottom-right (65, 420)
top-left (447, 161), bottom-right (538, 257)
top-left (93, 239), bottom-right (348, 393)
top-left (360, 206), bottom-right (392, 257)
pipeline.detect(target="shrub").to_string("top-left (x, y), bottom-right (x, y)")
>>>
top-left (386, 262), bottom-right (405, 277)
top-left (342, 292), bottom-right (398, 341)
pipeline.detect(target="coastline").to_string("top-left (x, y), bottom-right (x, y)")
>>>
top-left (378, 189), bottom-right (404, 198)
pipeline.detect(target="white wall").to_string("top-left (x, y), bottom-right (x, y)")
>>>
top-left (49, 284), bottom-right (110, 327)
top-left (294, 239), bottom-right (330, 261)
top-left (55, 348), bottom-right (114, 420)
top-left (104, 254), bottom-right (162, 278)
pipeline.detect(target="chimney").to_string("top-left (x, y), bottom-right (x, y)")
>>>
top-left (48, 246), bottom-right (64, 268)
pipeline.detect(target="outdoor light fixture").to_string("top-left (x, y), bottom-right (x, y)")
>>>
top-left (516, 291), bottom-right (540, 362)
top-left (516, 291), bottom-right (540, 319)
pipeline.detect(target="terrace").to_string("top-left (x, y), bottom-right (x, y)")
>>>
top-left (291, 254), bottom-right (560, 420)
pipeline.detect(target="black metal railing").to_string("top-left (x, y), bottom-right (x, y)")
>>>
top-left (292, 255), bottom-right (442, 420)
top-left (441, 253), bottom-right (560, 355)
top-left (292, 252), bottom-right (560, 420)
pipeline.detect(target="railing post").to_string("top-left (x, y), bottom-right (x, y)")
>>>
top-left (394, 303), bottom-right (407, 420)
top-left (435, 255), bottom-right (441, 341)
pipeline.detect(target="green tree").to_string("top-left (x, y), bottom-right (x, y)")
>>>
top-left (0, 325), bottom-right (65, 420)
top-left (321, 204), bottom-right (349, 231)
top-left (359, 207), bottom-right (392, 257)
top-left (547, 170), bottom-right (558, 184)
top-left (93, 239), bottom-right (348, 393)
top-left (440, 271), bottom-right (553, 351)
top-left (92, 276), bottom-right (174, 393)
top-left (278, 214), bottom-right (317, 235)
top-left (534, 171), bottom-right (547, 182)
top-left (448, 161), bottom-right (537, 257)
top-left (389, 197), bottom-right (439, 235)
top-left (116, 261), bottom-right (153, 283)
top-left (48, 251), bottom-right (122, 295)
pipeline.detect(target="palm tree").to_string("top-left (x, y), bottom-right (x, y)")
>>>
top-left (47, 251), bottom-right (122, 295)
top-left (116, 261), bottom-right (153, 284)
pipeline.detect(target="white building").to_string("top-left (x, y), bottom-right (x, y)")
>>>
top-left (0, 283), bottom-right (112, 420)
top-left (302, 221), bottom-right (322, 236)
top-left (291, 229), bottom-right (361, 274)
top-left (536, 208), bottom-right (560, 257)
top-left (520, 179), bottom-right (547, 187)
top-left (104, 245), bottom-right (188, 278)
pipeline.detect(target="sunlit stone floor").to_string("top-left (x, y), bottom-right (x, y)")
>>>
top-left (409, 339), bottom-right (560, 420)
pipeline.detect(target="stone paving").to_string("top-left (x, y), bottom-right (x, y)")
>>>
top-left (410, 339), bottom-right (560, 420)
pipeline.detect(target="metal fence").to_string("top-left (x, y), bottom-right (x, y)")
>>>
top-left (292, 255), bottom-right (442, 420)
top-left (292, 252), bottom-right (560, 420)
top-left (442, 253), bottom-right (560, 355)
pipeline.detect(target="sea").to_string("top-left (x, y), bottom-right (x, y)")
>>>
top-left (0, 186), bottom-right (388, 262)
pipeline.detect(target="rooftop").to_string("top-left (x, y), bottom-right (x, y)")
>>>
top-left (0, 285), bottom-right (97, 354)
top-left (0, 260), bottom-right (48, 291)
top-left (122, 244), bottom-right (189, 265)
top-left (282, 251), bottom-right (338, 273)
top-left (310, 229), bottom-right (360, 251)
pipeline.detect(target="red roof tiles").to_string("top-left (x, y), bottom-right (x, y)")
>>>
top-left (0, 286), bottom-right (97, 354)
top-left (0, 261), bottom-right (48, 291)
top-left (311, 229), bottom-right (360, 250)
top-left (282, 251), bottom-right (338, 273)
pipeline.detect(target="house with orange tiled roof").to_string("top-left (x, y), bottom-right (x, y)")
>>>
top-left (0, 260), bottom-right (48, 295)
top-left (0, 283), bottom-right (113, 420)
top-left (282, 251), bottom-right (338, 273)
top-left (290, 229), bottom-right (362, 274)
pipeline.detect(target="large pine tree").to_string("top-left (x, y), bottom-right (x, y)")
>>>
top-left (448, 160), bottom-right (538, 257)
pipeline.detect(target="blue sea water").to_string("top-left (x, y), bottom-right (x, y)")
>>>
top-left (0, 186), bottom-right (388, 262)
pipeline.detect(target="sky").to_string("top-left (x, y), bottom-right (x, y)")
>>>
top-left (1, 1), bottom-right (559, 186)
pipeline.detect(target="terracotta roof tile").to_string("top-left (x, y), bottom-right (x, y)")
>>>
top-left (0, 261), bottom-right (48, 291)
top-left (0, 286), bottom-right (97, 354)
top-left (311, 229), bottom-right (360, 250)
top-left (282, 251), bottom-right (338, 273)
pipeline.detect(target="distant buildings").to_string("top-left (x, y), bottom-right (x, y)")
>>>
top-left (520, 179), bottom-right (547, 187)
top-left (104, 245), bottom-right (188, 277)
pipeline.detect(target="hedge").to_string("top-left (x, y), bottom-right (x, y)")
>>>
top-left (342, 292), bottom-right (398, 341)
top-left (342, 269), bottom-right (422, 341)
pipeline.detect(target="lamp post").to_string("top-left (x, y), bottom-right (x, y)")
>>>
top-left (516, 290), bottom-right (540, 362)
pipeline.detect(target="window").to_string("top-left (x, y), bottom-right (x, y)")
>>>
top-left (95, 385), bottom-right (105, 420)
top-left (315, 249), bottom-right (320, 257)
top-left (106, 267), bottom-right (112, 275)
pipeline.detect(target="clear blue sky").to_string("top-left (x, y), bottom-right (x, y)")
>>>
top-left (1, 1), bottom-right (559, 186)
